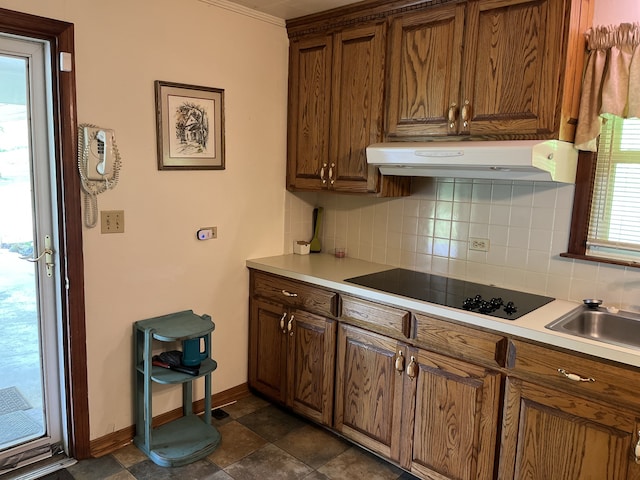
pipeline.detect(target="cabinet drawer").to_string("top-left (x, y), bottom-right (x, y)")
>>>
top-left (251, 271), bottom-right (337, 317)
top-left (413, 313), bottom-right (506, 367)
top-left (508, 339), bottom-right (640, 408)
top-left (340, 295), bottom-right (410, 338)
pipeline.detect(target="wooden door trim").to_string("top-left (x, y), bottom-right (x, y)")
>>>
top-left (0, 7), bottom-right (89, 459)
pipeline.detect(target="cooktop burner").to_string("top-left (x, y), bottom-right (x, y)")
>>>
top-left (345, 268), bottom-right (554, 320)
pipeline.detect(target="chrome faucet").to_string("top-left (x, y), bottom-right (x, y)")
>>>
top-left (583, 298), bottom-right (603, 310)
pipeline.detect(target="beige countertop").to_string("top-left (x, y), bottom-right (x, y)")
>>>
top-left (247, 253), bottom-right (640, 369)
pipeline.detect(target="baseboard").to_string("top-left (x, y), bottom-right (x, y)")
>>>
top-left (89, 383), bottom-right (251, 458)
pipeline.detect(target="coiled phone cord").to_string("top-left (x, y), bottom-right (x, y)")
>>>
top-left (77, 123), bottom-right (122, 228)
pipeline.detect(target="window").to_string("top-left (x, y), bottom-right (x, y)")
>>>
top-left (564, 116), bottom-right (640, 267)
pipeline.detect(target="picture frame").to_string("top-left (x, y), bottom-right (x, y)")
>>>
top-left (155, 80), bottom-right (225, 170)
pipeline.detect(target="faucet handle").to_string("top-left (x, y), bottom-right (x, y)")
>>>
top-left (583, 299), bottom-right (603, 309)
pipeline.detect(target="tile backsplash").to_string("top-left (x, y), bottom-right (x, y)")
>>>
top-left (284, 177), bottom-right (640, 311)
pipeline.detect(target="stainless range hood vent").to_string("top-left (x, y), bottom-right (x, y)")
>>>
top-left (366, 140), bottom-right (579, 183)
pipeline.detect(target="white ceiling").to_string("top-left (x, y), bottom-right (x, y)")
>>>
top-left (225, 0), bottom-right (362, 20)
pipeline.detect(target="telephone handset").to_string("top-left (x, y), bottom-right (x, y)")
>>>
top-left (82, 126), bottom-right (115, 180)
top-left (94, 129), bottom-right (108, 176)
top-left (78, 124), bottom-right (122, 228)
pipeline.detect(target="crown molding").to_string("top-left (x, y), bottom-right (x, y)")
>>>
top-left (198, 0), bottom-right (286, 27)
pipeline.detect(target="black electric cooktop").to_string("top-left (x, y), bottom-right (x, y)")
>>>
top-left (345, 268), bottom-right (554, 320)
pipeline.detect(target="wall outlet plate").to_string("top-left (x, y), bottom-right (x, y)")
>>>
top-left (469, 237), bottom-right (489, 252)
top-left (197, 227), bottom-right (217, 240)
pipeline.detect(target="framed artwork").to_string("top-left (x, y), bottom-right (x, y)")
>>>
top-left (155, 80), bottom-right (225, 170)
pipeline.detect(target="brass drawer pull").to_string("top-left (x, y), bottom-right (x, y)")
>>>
top-left (558, 368), bottom-right (595, 383)
top-left (279, 312), bottom-right (287, 333)
top-left (281, 290), bottom-right (298, 297)
top-left (634, 430), bottom-right (640, 464)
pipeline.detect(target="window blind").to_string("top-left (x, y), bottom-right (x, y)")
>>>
top-left (586, 115), bottom-right (640, 261)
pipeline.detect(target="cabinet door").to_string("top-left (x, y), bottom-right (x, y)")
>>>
top-left (460, 0), bottom-right (566, 136)
top-left (498, 377), bottom-right (640, 480)
top-left (329, 23), bottom-right (385, 193)
top-left (248, 299), bottom-right (288, 404)
top-left (386, 3), bottom-right (465, 137)
top-left (287, 34), bottom-right (332, 191)
top-left (401, 347), bottom-right (501, 479)
top-left (287, 309), bottom-right (336, 426)
top-left (334, 324), bottom-right (405, 462)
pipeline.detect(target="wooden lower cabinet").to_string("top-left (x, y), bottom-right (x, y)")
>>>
top-left (334, 323), bottom-right (501, 479)
top-left (498, 377), bottom-right (640, 480)
top-left (334, 323), bottom-right (406, 461)
top-left (249, 298), bottom-right (336, 426)
top-left (401, 346), bottom-right (501, 480)
top-left (249, 272), bottom-right (640, 480)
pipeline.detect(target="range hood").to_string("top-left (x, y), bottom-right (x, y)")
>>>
top-left (366, 140), bottom-right (579, 183)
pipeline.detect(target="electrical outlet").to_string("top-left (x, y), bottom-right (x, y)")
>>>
top-left (469, 237), bottom-right (489, 252)
top-left (197, 226), bottom-right (217, 240)
top-left (101, 210), bottom-right (124, 233)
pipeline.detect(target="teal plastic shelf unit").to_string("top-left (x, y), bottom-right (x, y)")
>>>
top-left (133, 310), bottom-right (220, 467)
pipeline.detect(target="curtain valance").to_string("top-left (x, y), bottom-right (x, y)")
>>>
top-left (574, 23), bottom-right (640, 151)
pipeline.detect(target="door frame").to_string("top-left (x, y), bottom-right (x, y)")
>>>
top-left (0, 7), bottom-right (89, 459)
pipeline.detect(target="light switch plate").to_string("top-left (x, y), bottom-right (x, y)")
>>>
top-left (101, 210), bottom-right (124, 233)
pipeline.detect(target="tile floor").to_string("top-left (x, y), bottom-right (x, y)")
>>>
top-left (39, 395), bottom-right (420, 480)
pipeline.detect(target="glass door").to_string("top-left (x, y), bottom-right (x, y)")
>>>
top-left (0, 35), bottom-right (64, 469)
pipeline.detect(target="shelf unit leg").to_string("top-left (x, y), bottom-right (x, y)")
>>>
top-left (183, 381), bottom-right (193, 416)
top-left (204, 333), bottom-right (212, 424)
top-left (143, 328), bottom-right (154, 452)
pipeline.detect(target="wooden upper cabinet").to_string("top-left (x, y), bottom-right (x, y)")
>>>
top-left (386, 3), bottom-right (466, 138)
top-left (287, 23), bottom-right (410, 197)
top-left (287, 34), bottom-right (332, 191)
top-left (330, 24), bottom-right (385, 193)
top-left (461, 0), bottom-right (564, 137)
top-left (385, 0), bottom-right (592, 140)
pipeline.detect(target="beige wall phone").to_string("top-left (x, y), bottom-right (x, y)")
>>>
top-left (78, 124), bottom-right (122, 228)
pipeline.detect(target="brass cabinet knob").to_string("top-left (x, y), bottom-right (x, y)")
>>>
top-left (461, 100), bottom-right (471, 128)
top-left (448, 103), bottom-right (458, 129)
top-left (395, 351), bottom-right (405, 373)
top-left (406, 355), bottom-right (418, 379)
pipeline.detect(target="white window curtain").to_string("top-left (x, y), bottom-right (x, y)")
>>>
top-left (574, 23), bottom-right (640, 151)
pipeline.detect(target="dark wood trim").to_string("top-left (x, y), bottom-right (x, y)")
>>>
top-left (286, 0), bottom-right (458, 38)
top-left (0, 8), bottom-right (89, 459)
top-left (561, 148), bottom-right (640, 269)
top-left (89, 383), bottom-right (251, 458)
top-left (559, 252), bottom-right (640, 269)
top-left (564, 150), bottom-right (597, 255)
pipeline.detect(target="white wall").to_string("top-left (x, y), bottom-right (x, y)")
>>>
top-left (1, 0), bottom-right (289, 439)
top-left (285, 0), bottom-right (640, 312)
top-left (594, 0), bottom-right (640, 25)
